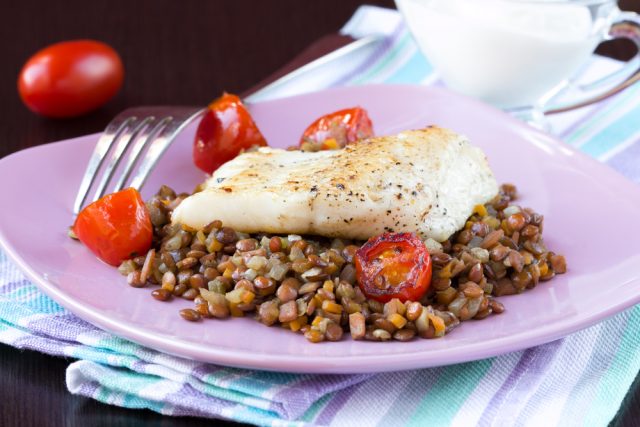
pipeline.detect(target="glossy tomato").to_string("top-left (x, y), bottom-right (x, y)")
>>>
top-left (73, 188), bottom-right (152, 266)
top-left (299, 107), bottom-right (373, 150)
top-left (193, 93), bottom-right (268, 174)
top-left (355, 233), bottom-right (432, 303)
top-left (18, 39), bottom-right (124, 118)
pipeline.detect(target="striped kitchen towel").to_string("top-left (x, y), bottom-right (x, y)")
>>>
top-left (1, 5), bottom-right (639, 427)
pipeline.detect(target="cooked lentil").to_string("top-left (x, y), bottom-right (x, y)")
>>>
top-left (179, 308), bottom-right (202, 322)
top-left (118, 184), bottom-right (567, 343)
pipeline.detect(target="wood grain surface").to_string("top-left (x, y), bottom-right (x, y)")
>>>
top-left (0, 1), bottom-right (638, 426)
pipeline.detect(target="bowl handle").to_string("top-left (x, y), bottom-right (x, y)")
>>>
top-left (544, 11), bottom-right (640, 115)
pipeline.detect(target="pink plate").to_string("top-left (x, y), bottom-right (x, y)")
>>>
top-left (1, 85), bottom-right (639, 374)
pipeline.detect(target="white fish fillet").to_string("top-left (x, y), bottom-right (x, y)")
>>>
top-left (172, 127), bottom-right (498, 242)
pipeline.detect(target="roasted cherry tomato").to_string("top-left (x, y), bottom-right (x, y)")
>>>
top-left (18, 39), bottom-right (124, 118)
top-left (193, 93), bottom-right (268, 174)
top-left (73, 188), bottom-right (152, 266)
top-left (354, 233), bottom-right (432, 303)
top-left (299, 107), bottom-right (373, 150)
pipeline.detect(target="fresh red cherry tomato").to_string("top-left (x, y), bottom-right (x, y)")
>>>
top-left (73, 188), bottom-right (152, 266)
top-left (18, 39), bottom-right (124, 118)
top-left (193, 93), bottom-right (268, 174)
top-left (299, 107), bottom-right (373, 150)
top-left (354, 233), bottom-right (432, 303)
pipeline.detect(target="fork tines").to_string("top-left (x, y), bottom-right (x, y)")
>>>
top-left (73, 106), bottom-right (205, 214)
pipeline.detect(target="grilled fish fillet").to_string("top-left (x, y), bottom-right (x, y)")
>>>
top-left (172, 127), bottom-right (498, 242)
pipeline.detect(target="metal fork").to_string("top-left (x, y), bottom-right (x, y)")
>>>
top-left (72, 35), bottom-right (386, 214)
top-left (73, 106), bottom-right (205, 214)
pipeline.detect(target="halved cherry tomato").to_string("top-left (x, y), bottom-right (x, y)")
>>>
top-left (73, 188), bottom-right (152, 266)
top-left (354, 233), bottom-right (432, 303)
top-left (18, 39), bottom-right (124, 118)
top-left (193, 93), bottom-right (268, 174)
top-left (299, 107), bottom-right (373, 150)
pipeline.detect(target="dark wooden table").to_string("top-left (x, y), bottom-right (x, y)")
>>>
top-left (1, 1), bottom-right (639, 426)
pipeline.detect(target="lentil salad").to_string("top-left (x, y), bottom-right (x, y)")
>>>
top-left (117, 183), bottom-right (566, 343)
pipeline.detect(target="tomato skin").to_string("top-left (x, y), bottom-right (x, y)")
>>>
top-left (193, 93), bottom-right (268, 174)
top-left (354, 233), bottom-right (432, 303)
top-left (18, 39), bottom-right (124, 118)
top-left (73, 188), bottom-right (152, 266)
top-left (299, 107), bottom-right (373, 149)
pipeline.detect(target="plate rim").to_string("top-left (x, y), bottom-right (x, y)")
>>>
top-left (2, 83), bottom-right (640, 373)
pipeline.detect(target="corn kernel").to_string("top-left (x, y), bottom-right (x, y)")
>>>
top-left (312, 316), bottom-right (325, 328)
top-left (428, 313), bottom-right (446, 337)
top-left (289, 315), bottom-right (308, 332)
top-left (181, 224), bottom-right (197, 233)
top-left (229, 303), bottom-right (244, 317)
top-left (207, 238), bottom-right (224, 253)
top-left (438, 262), bottom-right (453, 279)
top-left (223, 267), bottom-right (234, 279)
top-left (539, 262), bottom-right (549, 276)
top-left (321, 138), bottom-right (339, 150)
top-left (241, 290), bottom-right (255, 304)
top-left (304, 328), bottom-right (324, 343)
top-left (521, 251), bottom-right (533, 265)
top-left (473, 204), bottom-right (488, 217)
top-left (387, 313), bottom-right (407, 329)
top-left (314, 292), bottom-right (326, 304)
top-left (322, 300), bottom-right (343, 315)
top-left (322, 280), bottom-right (334, 293)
